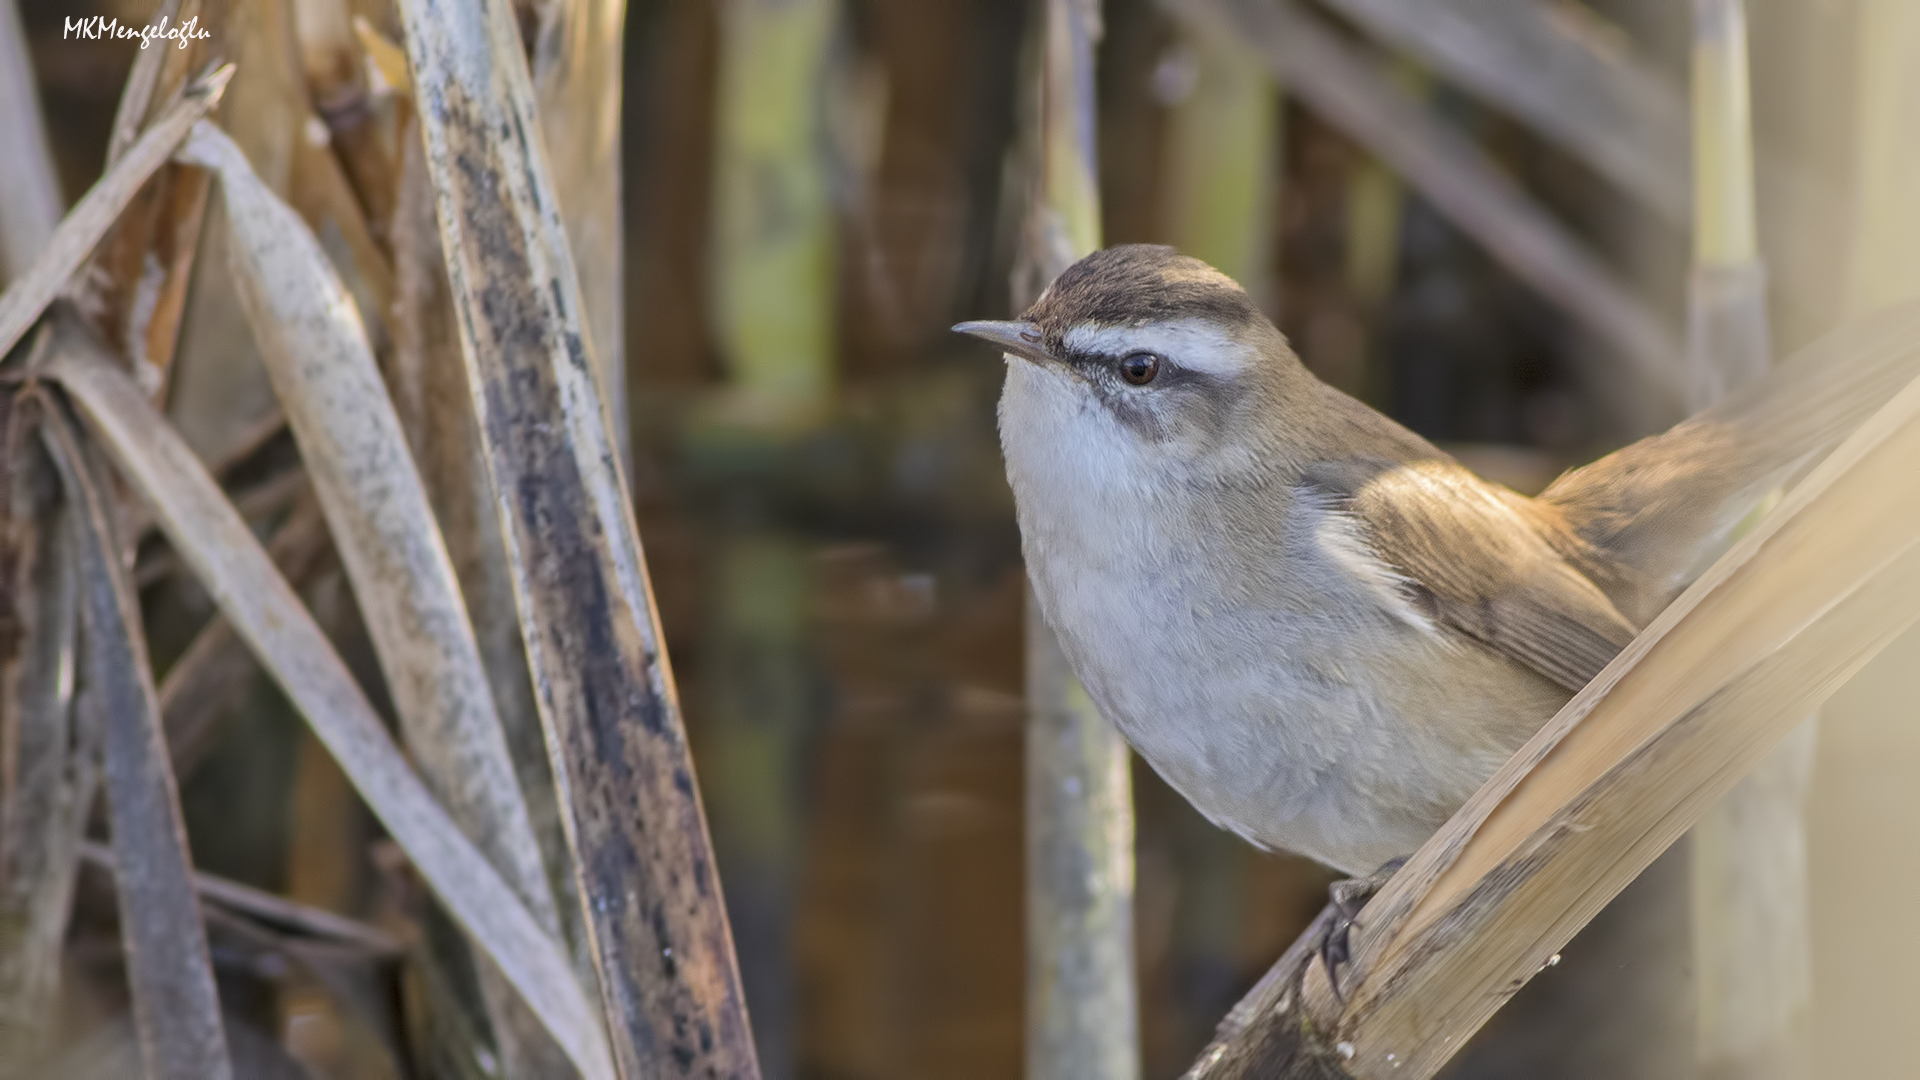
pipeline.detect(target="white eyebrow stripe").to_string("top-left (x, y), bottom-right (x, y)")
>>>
top-left (1061, 320), bottom-right (1258, 378)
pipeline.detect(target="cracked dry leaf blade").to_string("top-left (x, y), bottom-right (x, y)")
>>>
top-left (395, 0), bottom-right (758, 1072)
top-left (43, 336), bottom-right (614, 1080)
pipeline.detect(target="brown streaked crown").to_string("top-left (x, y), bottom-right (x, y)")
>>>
top-left (1022, 245), bottom-right (1264, 352)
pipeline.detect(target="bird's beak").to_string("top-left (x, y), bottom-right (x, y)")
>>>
top-left (952, 320), bottom-right (1053, 365)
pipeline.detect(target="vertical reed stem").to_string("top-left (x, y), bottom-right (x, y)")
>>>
top-left (1022, 3), bottom-right (1139, 1077)
top-left (1688, 5), bottom-right (1812, 1079)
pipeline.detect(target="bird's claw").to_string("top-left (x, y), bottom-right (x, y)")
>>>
top-left (1314, 856), bottom-right (1407, 1004)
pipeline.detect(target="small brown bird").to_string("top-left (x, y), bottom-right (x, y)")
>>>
top-left (958, 244), bottom-right (1920, 877)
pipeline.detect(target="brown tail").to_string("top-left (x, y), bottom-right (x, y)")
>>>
top-left (1542, 299), bottom-right (1920, 622)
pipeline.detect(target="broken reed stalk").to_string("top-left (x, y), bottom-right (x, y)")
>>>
top-left (42, 335), bottom-right (614, 1080)
top-left (88, 0), bottom-right (232, 385)
top-left (102, 0), bottom-right (186, 169)
top-left (1185, 302), bottom-right (1920, 1079)
top-left (1685, 4), bottom-right (1814, 1077)
top-left (31, 393), bottom-right (232, 1080)
top-left (393, 0), bottom-right (759, 1074)
top-left (0, 0), bottom-right (63, 282)
top-left (1167, 0), bottom-right (1685, 412)
top-left (0, 67), bottom-right (231, 363)
top-left (1020, 3), bottom-right (1140, 1079)
top-left (178, 118), bottom-right (584, 1079)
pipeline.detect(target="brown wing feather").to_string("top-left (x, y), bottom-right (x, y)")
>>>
top-left (1542, 299), bottom-right (1920, 622)
top-left (1305, 457), bottom-right (1637, 693)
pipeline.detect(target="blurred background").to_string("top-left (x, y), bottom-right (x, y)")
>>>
top-left (10, 0), bottom-right (1920, 1077)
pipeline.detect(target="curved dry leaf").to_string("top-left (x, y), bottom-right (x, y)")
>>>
top-left (177, 118), bottom-right (587, 1078)
top-left (44, 339), bottom-right (615, 1080)
top-left (177, 117), bottom-right (559, 936)
top-left (33, 394), bottom-right (232, 1080)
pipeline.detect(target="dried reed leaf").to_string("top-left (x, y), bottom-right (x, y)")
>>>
top-left (120, 407), bottom-right (290, 545)
top-left (135, 0), bottom-right (307, 438)
top-left (158, 494), bottom-right (332, 775)
top-left (178, 118), bottom-right (585, 1078)
top-left (1188, 303), bottom-right (1920, 1078)
top-left (42, 338), bottom-right (615, 1080)
top-left (78, 840), bottom-right (402, 957)
top-left (1168, 0), bottom-right (1686, 411)
top-left (0, 0), bottom-right (65, 283)
top-left (0, 67), bottom-right (232, 364)
top-left (134, 170), bottom-right (216, 387)
top-left (395, 0), bottom-right (757, 1072)
top-left (33, 393), bottom-right (232, 1080)
top-left (132, 467), bottom-right (311, 590)
top-left (0, 405), bottom-right (93, 1069)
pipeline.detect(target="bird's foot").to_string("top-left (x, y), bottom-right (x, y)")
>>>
top-left (1315, 856), bottom-right (1408, 1004)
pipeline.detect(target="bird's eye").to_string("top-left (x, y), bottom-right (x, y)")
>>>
top-left (1119, 352), bottom-right (1162, 386)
